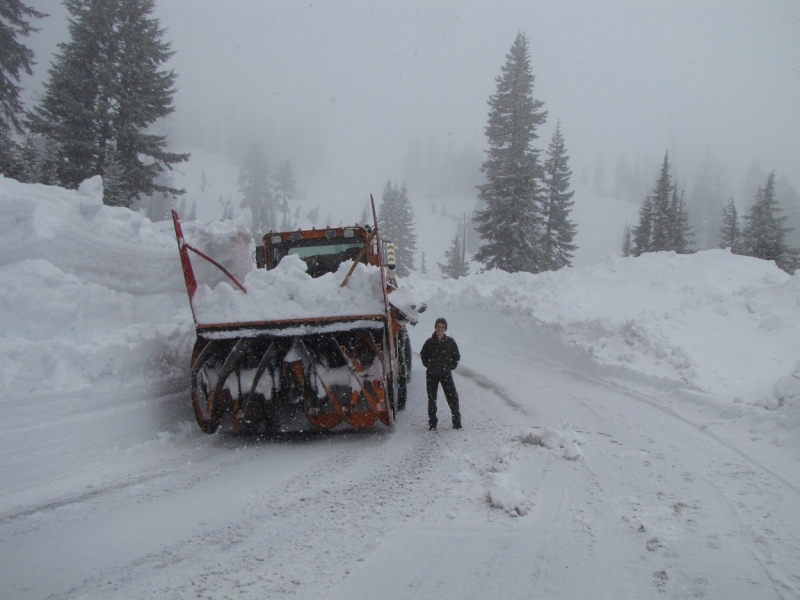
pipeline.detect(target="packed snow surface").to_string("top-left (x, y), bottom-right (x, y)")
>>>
top-left (2, 175), bottom-right (800, 599)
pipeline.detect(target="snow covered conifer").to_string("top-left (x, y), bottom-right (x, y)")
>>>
top-left (719, 198), bottom-right (742, 254)
top-left (27, 0), bottom-right (188, 204)
top-left (648, 153), bottom-right (675, 253)
top-left (541, 122), bottom-right (577, 270)
top-left (667, 188), bottom-right (694, 254)
top-left (238, 143), bottom-right (274, 235)
top-left (0, 123), bottom-right (20, 177)
top-left (0, 0), bottom-right (46, 134)
top-left (631, 197), bottom-right (653, 256)
top-left (474, 32), bottom-right (547, 273)
top-left (621, 225), bottom-right (632, 257)
top-left (379, 180), bottom-right (417, 277)
top-left (631, 152), bottom-right (693, 256)
top-left (274, 159), bottom-right (296, 230)
top-left (438, 227), bottom-right (469, 279)
top-left (741, 172), bottom-right (797, 272)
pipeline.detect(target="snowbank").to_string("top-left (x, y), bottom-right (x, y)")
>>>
top-left (3, 175), bottom-right (800, 451)
top-left (0, 176), bottom-right (194, 396)
top-left (406, 250), bottom-right (800, 403)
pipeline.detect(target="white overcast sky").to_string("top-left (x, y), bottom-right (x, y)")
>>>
top-left (21, 0), bottom-right (800, 199)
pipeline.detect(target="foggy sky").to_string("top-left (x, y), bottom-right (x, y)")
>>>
top-left (21, 0), bottom-right (800, 202)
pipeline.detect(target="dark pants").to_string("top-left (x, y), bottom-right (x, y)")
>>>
top-left (426, 370), bottom-right (461, 427)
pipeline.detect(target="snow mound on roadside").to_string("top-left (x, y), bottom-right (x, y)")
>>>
top-left (407, 250), bottom-right (800, 402)
top-left (487, 473), bottom-right (528, 516)
top-left (0, 176), bottom-right (194, 397)
top-left (521, 422), bottom-right (586, 461)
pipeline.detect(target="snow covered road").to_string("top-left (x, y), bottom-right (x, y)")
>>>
top-left (2, 307), bottom-right (799, 599)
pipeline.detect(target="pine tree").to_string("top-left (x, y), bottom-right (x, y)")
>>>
top-left (221, 198), bottom-right (234, 220)
top-left (308, 205), bottom-right (319, 225)
top-left (438, 226), bottom-right (469, 279)
top-left (420, 252), bottom-right (427, 274)
top-left (719, 197), bottom-right (741, 251)
top-left (378, 180), bottom-right (417, 277)
top-left (648, 153), bottom-right (675, 252)
top-left (187, 200), bottom-right (197, 221)
top-left (0, 123), bottom-right (20, 177)
top-left (621, 225), bottom-right (632, 257)
top-left (274, 160), bottom-right (296, 205)
top-left (238, 143), bottom-right (274, 234)
top-left (668, 189), bottom-right (694, 254)
top-left (18, 133), bottom-right (38, 182)
top-left (473, 31), bottom-right (547, 273)
top-left (274, 159), bottom-right (296, 231)
top-left (37, 135), bottom-right (60, 185)
top-left (101, 145), bottom-right (127, 206)
top-left (359, 203), bottom-right (369, 226)
top-left (27, 0), bottom-right (188, 203)
top-left (631, 197), bottom-right (652, 256)
top-left (631, 152), bottom-right (693, 256)
top-left (541, 122), bottom-right (577, 270)
top-left (0, 0), bottom-right (46, 133)
top-left (741, 172), bottom-right (797, 272)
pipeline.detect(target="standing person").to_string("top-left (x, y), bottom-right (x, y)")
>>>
top-left (420, 317), bottom-right (462, 431)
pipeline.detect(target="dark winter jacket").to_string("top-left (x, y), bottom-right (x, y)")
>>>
top-left (420, 334), bottom-right (460, 375)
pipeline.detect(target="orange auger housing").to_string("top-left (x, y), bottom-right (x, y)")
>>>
top-left (172, 196), bottom-right (418, 434)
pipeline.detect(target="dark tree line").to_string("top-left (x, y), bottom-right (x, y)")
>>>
top-left (473, 32), bottom-right (577, 274)
top-left (0, 0), bottom-right (186, 209)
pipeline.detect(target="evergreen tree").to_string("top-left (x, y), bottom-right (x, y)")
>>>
top-left (631, 152), bottom-right (693, 256)
top-left (308, 205), bottom-right (319, 225)
top-left (274, 159), bottom-right (296, 231)
top-left (0, 122), bottom-right (19, 176)
top-left (186, 200), bottom-right (196, 221)
top-left (37, 135), bottom-right (60, 185)
top-left (438, 225), bottom-right (469, 279)
top-left (741, 172), bottom-right (797, 272)
top-left (378, 180), bottom-right (417, 276)
top-left (667, 189), bottom-right (694, 254)
top-left (18, 132), bottom-right (38, 182)
top-left (719, 197), bottom-right (741, 251)
top-left (631, 197), bottom-right (652, 256)
top-left (541, 122), bottom-right (577, 270)
top-left (221, 198), bottom-right (234, 220)
top-left (0, 0), bottom-right (46, 133)
top-left (473, 31), bottom-right (547, 273)
top-left (359, 203), bottom-right (368, 226)
top-left (27, 0), bottom-right (187, 203)
top-left (238, 143), bottom-right (274, 234)
top-left (648, 153), bottom-right (675, 252)
top-left (621, 224), bottom-right (632, 257)
top-left (101, 145), bottom-right (126, 206)
top-left (420, 252), bottom-right (427, 274)
top-left (273, 159), bottom-right (296, 205)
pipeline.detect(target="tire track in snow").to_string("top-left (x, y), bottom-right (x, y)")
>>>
top-left (50, 371), bottom-right (519, 599)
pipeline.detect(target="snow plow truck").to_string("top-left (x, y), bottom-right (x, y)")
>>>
top-left (171, 197), bottom-right (422, 434)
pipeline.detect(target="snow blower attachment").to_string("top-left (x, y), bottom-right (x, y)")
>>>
top-left (172, 196), bottom-right (422, 434)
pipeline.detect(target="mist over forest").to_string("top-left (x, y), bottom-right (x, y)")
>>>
top-left (7, 0), bottom-right (800, 254)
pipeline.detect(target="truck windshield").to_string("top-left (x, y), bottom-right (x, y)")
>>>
top-left (288, 244), bottom-right (360, 259)
top-left (268, 238), bottom-right (366, 278)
